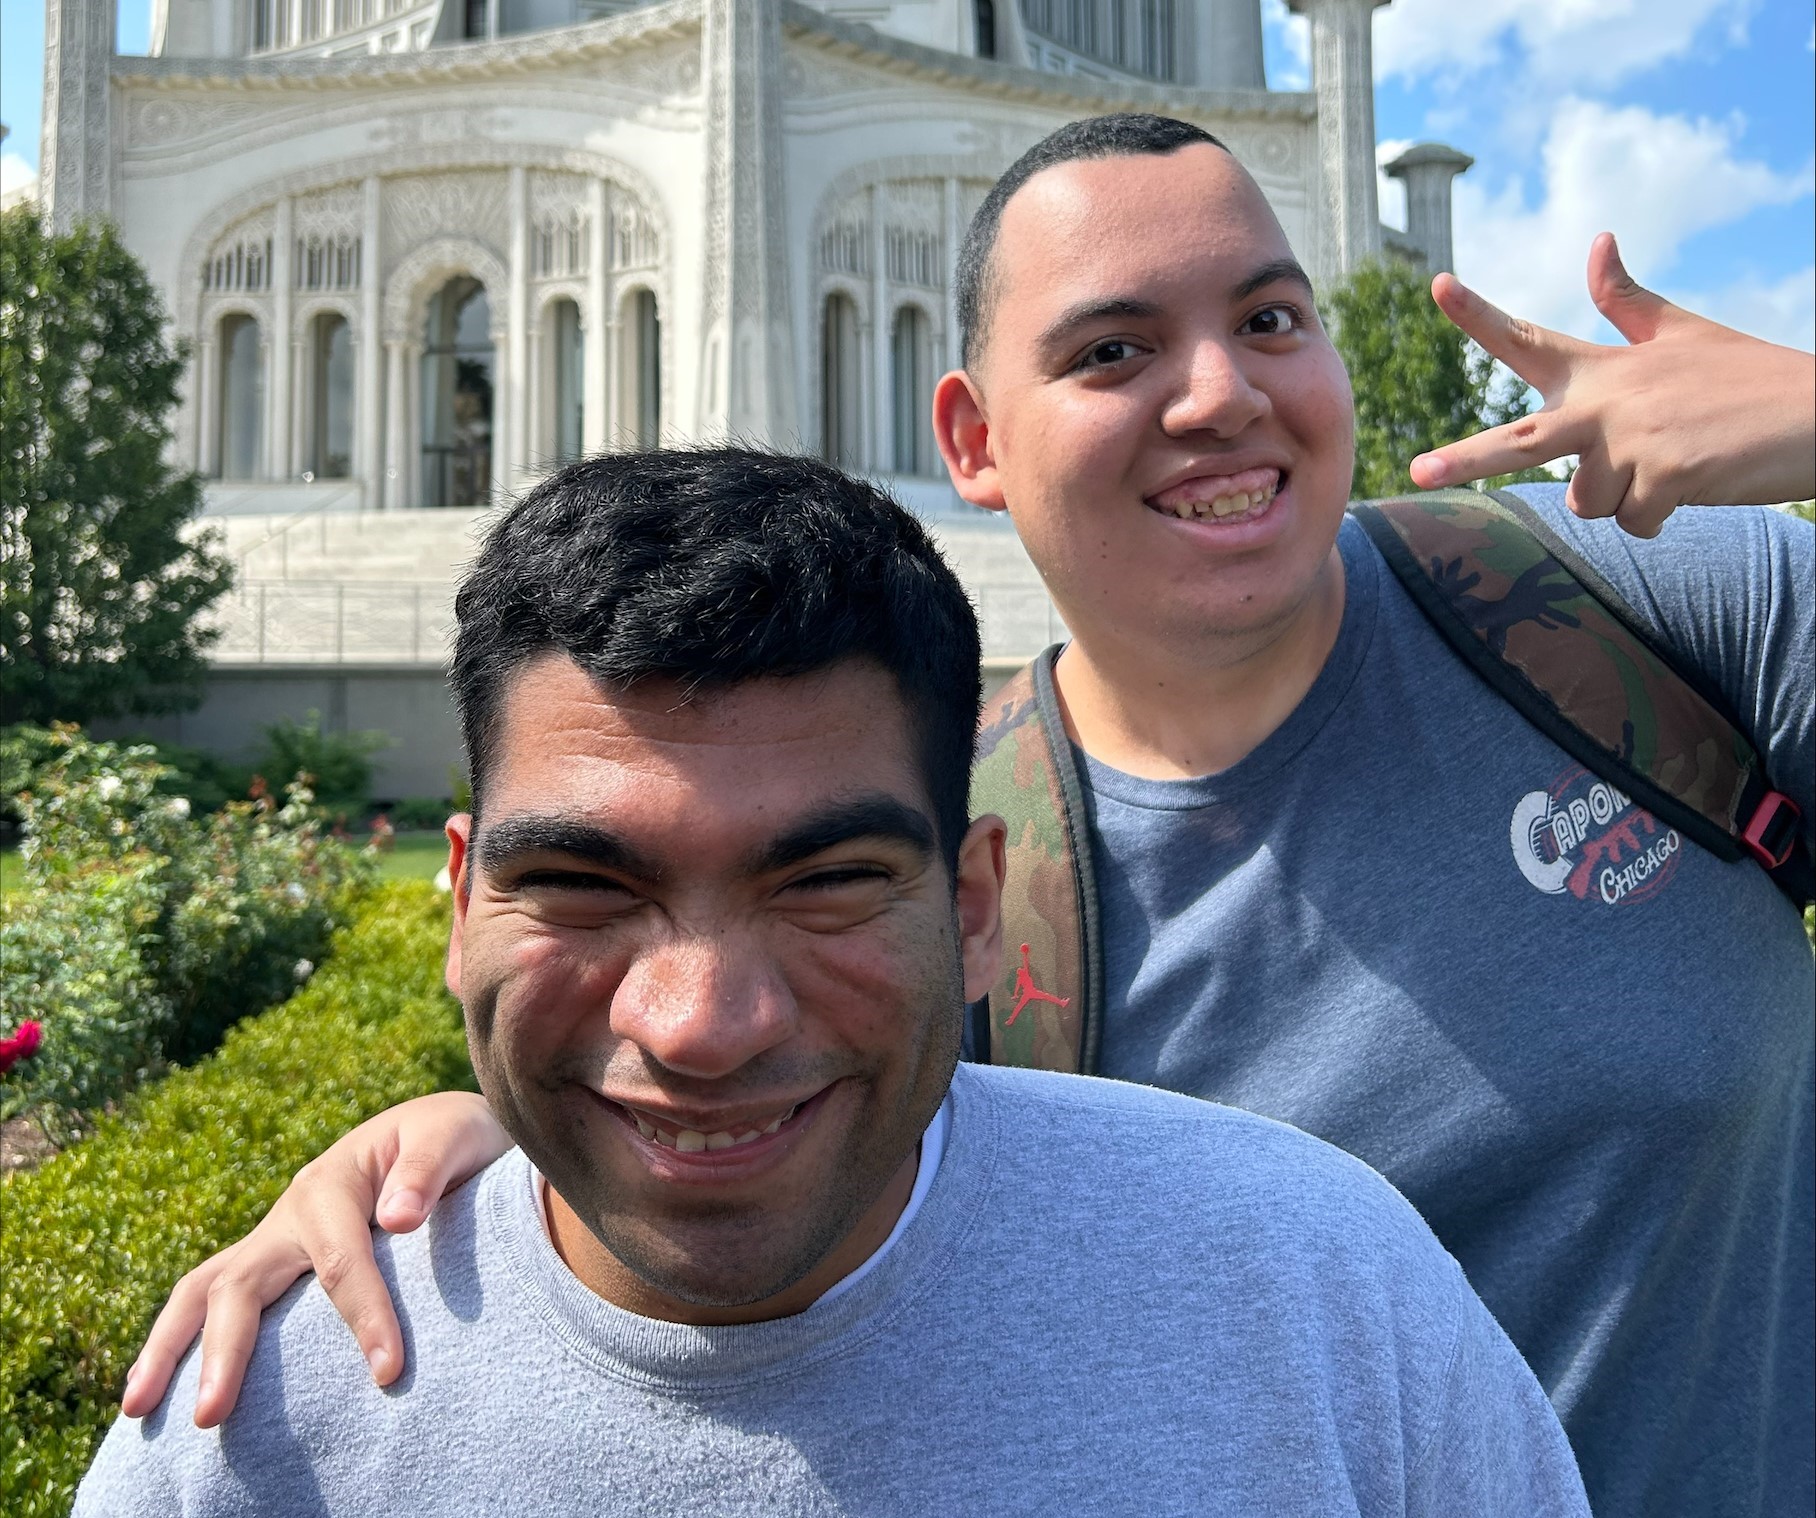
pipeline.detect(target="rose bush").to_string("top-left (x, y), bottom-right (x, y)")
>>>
top-left (1, 727), bottom-right (371, 1134)
top-left (0, 882), bottom-right (473, 1518)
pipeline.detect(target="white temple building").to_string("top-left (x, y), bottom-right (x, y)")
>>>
top-left (39, 0), bottom-right (1473, 794)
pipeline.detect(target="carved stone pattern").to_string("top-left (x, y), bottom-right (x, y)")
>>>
top-left (786, 53), bottom-right (911, 101)
top-left (878, 178), bottom-right (942, 223)
top-left (382, 171), bottom-right (510, 278)
top-left (368, 106), bottom-right (509, 151)
top-left (607, 38), bottom-right (703, 96)
top-left (530, 171), bottom-right (592, 226)
top-left (43, 0), bottom-right (114, 228)
top-left (295, 183), bottom-right (365, 240)
top-left (128, 97), bottom-right (271, 150)
top-left (609, 194), bottom-right (662, 271)
top-left (819, 218), bottom-right (868, 277)
top-left (175, 144), bottom-right (672, 338)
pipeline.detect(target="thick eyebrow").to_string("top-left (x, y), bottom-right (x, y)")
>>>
top-left (1231, 257), bottom-right (1315, 304)
top-left (746, 796), bottom-right (937, 877)
top-left (1035, 297), bottom-right (1163, 362)
top-left (475, 815), bottom-right (663, 883)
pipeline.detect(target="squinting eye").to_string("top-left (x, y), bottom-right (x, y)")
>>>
top-left (1242, 305), bottom-right (1302, 337)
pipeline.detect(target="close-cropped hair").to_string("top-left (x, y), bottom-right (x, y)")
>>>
top-left (450, 447), bottom-right (984, 869)
top-left (955, 112), bottom-right (1226, 372)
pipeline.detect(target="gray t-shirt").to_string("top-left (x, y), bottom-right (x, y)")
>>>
top-left (78, 1063), bottom-right (1588, 1517)
top-left (1084, 491), bottom-right (1814, 1518)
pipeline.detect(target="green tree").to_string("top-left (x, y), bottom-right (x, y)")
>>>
top-left (1329, 256), bottom-right (1558, 500)
top-left (0, 206), bottom-right (232, 724)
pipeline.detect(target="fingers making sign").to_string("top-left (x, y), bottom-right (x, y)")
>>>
top-left (1413, 232), bottom-right (1816, 537)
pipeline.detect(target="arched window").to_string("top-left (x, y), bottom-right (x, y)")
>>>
top-left (619, 288), bottom-right (661, 450)
top-left (975, 0), bottom-right (995, 57)
top-left (218, 313), bottom-right (265, 480)
top-left (421, 276), bottom-right (494, 509)
top-left (307, 313), bottom-right (354, 479)
top-left (548, 298), bottom-right (584, 464)
top-left (821, 293), bottom-right (862, 469)
top-left (890, 305), bottom-right (933, 476)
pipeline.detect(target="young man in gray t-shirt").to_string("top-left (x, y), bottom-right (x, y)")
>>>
top-left (79, 451), bottom-right (1588, 1517)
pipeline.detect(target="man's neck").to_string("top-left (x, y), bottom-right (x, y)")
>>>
top-left (544, 1149), bottom-right (921, 1327)
top-left (1053, 544), bottom-right (1347, 779)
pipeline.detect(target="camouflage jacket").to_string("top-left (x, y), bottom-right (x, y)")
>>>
top-left (968, 488), bottom-right (1812, 1077)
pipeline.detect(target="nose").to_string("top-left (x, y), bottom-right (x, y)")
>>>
top-left (1161, 337), bottom-right (1269, 438)
top-left (609, 930), bottom-right (798, 1080)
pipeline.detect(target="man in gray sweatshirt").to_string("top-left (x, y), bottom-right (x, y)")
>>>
top-left (79, 448), bottom-right (1588, 1516)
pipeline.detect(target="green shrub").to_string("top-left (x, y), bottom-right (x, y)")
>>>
top-left (385, 795), bottom-right (454, 832)
top-left (1, 728), bottom-right (371, 1131)
top-left (0, 882), bottom-right (474, 1518)
top-left (254, 713), bottom-right (388, 818)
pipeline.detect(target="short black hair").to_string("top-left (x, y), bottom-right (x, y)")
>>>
top-left (955, 113), bottom-right (1226, 371)
top-left (451, 447), bottom-right (983, 870)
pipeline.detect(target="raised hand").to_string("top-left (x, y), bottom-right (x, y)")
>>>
top-left (1410, 233), bottom-right (1816, 538)
top-left (121, 1090), bottom-right (510, 1427)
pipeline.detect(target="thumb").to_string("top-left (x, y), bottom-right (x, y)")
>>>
top-left (1588, 232), bottom-right (1672, 345)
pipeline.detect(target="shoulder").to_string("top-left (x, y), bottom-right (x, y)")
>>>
top-left (76, 1156), bottom-right (516, 1510)
top-left (1504, 483), bottom-right (1814, 606)
top-left (951, 1064), bottom-right (1452, 1272)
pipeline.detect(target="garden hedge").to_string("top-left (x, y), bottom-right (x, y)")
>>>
top-left (0, 881), bottom-right (475, 1517)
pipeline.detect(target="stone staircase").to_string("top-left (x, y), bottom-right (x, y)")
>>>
top-left (198, 495), bottom-right (1064, 667)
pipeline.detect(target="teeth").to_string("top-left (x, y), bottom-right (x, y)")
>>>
top-left (627, 1103), bottom-right (800, 1151)
top-left (1159, 482), bottom-right (1277, 523)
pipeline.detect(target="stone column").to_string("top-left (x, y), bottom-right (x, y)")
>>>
top-left (195, 332), bottom-right (218, 476)
top-left (41, 0), bottom-right (117, 232)
top-left (404, 341), bottom-right (423, 509)
top-left (583, 179), bottom-right (610, 453)
top-left (383, 338), bottom-right (407, 510)
top-left (1383, 142), bottom-right (1473, 274)
top-left (868, 184), bottom-right (889, 470)
top-left (696, 0), bottom-right (799, 445)
top-left (1286, 0), bottom-right (1389, 274)
top-left (504, 165), bottom-right (529, 493)
top-left (526, 318), bottom-right (543, 468)
top-left (942, 176), bottom-right (962, 373)
top-left (1194, 0), bottom-right (1264, 90)
top-left (269, 196), bottom-right (294, 481)
top-left (359, 176), bottom-right (383, 505)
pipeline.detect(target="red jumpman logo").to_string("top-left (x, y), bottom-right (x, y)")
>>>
top-left (1005, 943), bottom-right (1071, 1026)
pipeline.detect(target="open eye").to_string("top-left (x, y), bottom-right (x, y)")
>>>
top-left (1073, 337), bottom-right (1145, 372)
top-left (1240, 304), bottom-right (1304, 338)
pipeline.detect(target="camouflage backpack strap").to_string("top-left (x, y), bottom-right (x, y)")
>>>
top-left (966, 645), bottom-right (1105, 1074)
top-left (1351, 488), bottom-right (1811, 907)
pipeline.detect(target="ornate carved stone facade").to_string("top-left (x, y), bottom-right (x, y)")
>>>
top-left (36, 0), bottom-right (1463, 513)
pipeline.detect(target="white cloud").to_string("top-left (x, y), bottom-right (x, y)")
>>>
top-left (1375, 138), bottom-right (1413, 232)
top-left (1260, 0), bottom-right (1309, 91)
top-left (1374, 0), bottom-right (1755, 92)
top-left (1673, 266), bottom-right (1816, 352)
top-left (1451, 98), bottom-right (1814, 342)
top-left (1, 152), bottom-right (36, 196)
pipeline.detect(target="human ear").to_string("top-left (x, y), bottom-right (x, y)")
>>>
top-left (933, 369), bottom-right (1008, 512)
top-left (954, 813), bottom-right (1007, 1002)
top-left (444, 814), bottom-right (473, 998)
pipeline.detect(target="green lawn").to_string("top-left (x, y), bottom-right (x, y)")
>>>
top-left (378, 830), bottom-right (450, 883)
top-left (1, 845), bottom-right (19, 899)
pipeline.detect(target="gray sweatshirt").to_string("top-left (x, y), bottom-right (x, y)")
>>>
top-left (78, 1063), bottom-right (1589, 1516)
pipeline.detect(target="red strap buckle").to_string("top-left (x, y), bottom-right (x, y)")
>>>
top-left (1741, 791), bottom-right (1802, 870)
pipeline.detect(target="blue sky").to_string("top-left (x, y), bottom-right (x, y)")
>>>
top-left (4, 0), bottom-right (1812, 350)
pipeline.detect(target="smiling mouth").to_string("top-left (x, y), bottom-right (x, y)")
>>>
top-left (615, 1099), bottom-right (805, 1153)
top-left (1145, 466), bottom-right (1283, 525)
